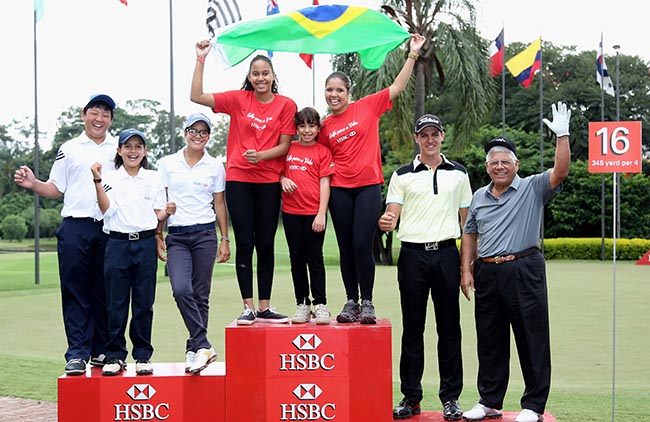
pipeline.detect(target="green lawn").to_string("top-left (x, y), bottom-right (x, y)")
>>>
top-left (1, 236), bottom-right (649, 421)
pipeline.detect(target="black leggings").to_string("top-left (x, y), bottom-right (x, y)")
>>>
top-left (226, 181), bottom-right (281, 300)
top-left (328, 185), bottom-right (383, 302)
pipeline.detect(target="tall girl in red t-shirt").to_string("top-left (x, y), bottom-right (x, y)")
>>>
top-left (191, 39), bottom-right (298, 325)
top-left (319, 33), bottom-right (426, 324)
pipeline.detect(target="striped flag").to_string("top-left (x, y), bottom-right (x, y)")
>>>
top-left (488, 29), bottom-right (504, 77)
top-left (505, 37), bottom-right (542, 88)
top-left (207, 0), bottom-right (242, 39)
top-left (597, 42), bottom-right (615, 97)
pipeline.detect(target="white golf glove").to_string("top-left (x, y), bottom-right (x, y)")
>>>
top-left (543, 101), bottom-right (571, 137)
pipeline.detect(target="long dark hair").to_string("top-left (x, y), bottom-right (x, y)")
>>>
top-left (240, 55), bottom-right (279, 94)
top-left (114, 139), bottom-right (148, 169)
top-left (294, 107), bottom-right (321, 127)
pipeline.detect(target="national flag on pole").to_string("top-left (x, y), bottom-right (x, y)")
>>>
top-left (597, 43), bottom-right (615, 97)
top-left (488, 29), bottom-right (504, 77)
top-left (299, 0), bottom-right (319, 68)
top-left (266, 0), bottom-right (280, 58)
top-left (207, 0), bottom-right (242, 39)
top-left (505, 37), bottom-right (542, 88)
top-left (34, 0), bottom-right (44, 22)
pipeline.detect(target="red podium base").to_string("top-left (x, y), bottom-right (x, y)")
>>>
top-left (225, 318), bottom-right (393, 422)
top-left (57, 362), bottom-right (225, 422)
top-left (412, 411), bottom-right (557, 421)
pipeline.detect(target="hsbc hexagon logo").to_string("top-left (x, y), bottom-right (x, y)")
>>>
top-left (292, 334), bottom-right (322, 351)
top-left (126, 384), bottom-right (157, 401)
top-left (292, 383), bottom-right (323, 400)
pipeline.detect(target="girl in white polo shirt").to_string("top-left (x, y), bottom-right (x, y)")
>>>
top-left (91, 128), bottom-right (173, 376)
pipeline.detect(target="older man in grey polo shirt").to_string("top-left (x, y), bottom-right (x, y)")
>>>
top-left (460, 102), bottom-right (571, 422)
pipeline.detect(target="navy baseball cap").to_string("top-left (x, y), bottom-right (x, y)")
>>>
top-left (184, 113), bottom-right (211, 130)
top-left (118, 128), bottom-right (146, 146)
top-left (85, 94), bottom-right (115, 110)
top-left (484, 137), bottom-right (517, 155)
top-left (414, 114), bottom-right (444, 133)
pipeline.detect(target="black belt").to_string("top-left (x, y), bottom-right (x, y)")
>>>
top-left (109, 229), bottom-right (156, 241)
top-left (64, 217), bottom-right (101, 223)
top-left (401, 239), bottom-right (457, 251)
top-left (480, 247), bottom-right (540, 264)
top-left (167, 222), bottom-right (215, 234)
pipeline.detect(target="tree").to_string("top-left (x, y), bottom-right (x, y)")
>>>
top-left (1, 214), bottom-right (27, 242)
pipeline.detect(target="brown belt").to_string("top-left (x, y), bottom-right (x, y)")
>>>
top-left (480, 247), bottom-right (539, 264)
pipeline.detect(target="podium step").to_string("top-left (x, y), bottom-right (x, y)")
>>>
top-left (410, 411), bottom-right (557, 421)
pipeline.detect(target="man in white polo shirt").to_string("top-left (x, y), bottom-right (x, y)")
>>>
top-left (379, 114), bottom-right (472, 421)
top-left (14, 94), bottom-right (117, 375)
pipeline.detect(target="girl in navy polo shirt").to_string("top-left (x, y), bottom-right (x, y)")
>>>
top-left (91, 128), bottom-right (173, 376)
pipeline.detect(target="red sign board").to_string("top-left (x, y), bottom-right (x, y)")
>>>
top-left (588, 121), bottom-right (642, 173)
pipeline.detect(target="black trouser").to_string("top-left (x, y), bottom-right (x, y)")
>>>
top-left (104, 236), bottom-right (157, 361)
top-left (328, 185), bottom-right (382, 302)
top-left (397, 245), bottom-right (463, 404)
top-left (226, 181), bottom-right (281, 300)
top-left (282, 212), bottom-right (327, 305)
top-left (473, 251), bottom-right (550, 414)
top-left (56, 217), bottom-right (109, 362)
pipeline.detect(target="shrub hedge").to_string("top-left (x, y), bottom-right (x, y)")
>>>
top-left (542, 238), bottom-right (650, 260)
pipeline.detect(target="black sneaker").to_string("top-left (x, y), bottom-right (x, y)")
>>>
top-left (443, 399), bottom-right (462, 421)
top-left (360, 299), bottom-right (377, 324)
top-left (393, 398), bottom-right (421, 420)
top-left (64, 358), bottom-right (87, 376)
top-left (236, 304), bottom-right (256, 325)
top-left (90, 354), bottom-right (106, 367)
top-left (102, 358), bottom-right (127, 376)
top-left (336, 299), bottom-right (361, 323)
top-left (256, 306), bottom-right (289, 323)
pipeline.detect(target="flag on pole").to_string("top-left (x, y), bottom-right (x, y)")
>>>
top-left (597, 43), bottom-right (615, 97)
top-left (266, 0), bottom-right (280, 58)
top-left (34, 0), bottom-right (44, 22)
top-left (207, 0), bottom-right (242, 39)
top-left (299, 0), bottom-right (319, 68)
top-left (505, 37), bottom-right (542, 88)
top-left (488, 29), bottom-right (504, 77)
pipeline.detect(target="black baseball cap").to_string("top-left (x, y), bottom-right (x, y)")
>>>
top-left (118, 128), bottom-right (146, 146)
top-left (85, 94), bottom-right (115, 110)
top-left (414, 114), bottom-right (444, 133)
top-left (484, 137), bottom-right (517, 155)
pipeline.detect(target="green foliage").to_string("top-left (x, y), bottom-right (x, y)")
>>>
top-left (0, 192), bottom-right (33, 221)
top-left (21, 208), bottom-right (61, 238)
top-left (0, 214), bottom-right (27, 241)
top-left (543, 238), bottom-right (650, 260)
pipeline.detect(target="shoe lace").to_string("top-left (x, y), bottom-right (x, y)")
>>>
top-left (314, 305), bottom-right (329, 319)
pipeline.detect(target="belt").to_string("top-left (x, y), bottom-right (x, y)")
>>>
top-left (109, 229), bottom-right (156, 241)
top-left (167, 222), bottom-right (215, 234)
top-left (480, 247), bottom-right (540, 264)
top-left (64, 217), bottom-right (101, 223)
top-left (401, 239), bottom-right (457, 251)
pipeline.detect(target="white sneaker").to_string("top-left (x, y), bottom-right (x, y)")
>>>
top-left (135, 359), bottom-right (153, 375)
top-left (292, 304), bottom-right (312, 323)
top-left (184, 351), bottom-right (196, 373)
top-left (515, 409), bottom-right (542, 422)
top-left (313, 304), bottom-right (331, 325)
top-left (462, 402), bottom-right (502, 420)
top-left (190, 347), bottom-right (217, 374)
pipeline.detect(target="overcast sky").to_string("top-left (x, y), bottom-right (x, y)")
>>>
top-left (0, 0), bottom-right (646, 148)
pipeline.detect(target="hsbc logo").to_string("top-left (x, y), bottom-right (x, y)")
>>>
top-left (126, 384), bottom-right (157, 401)
top-left (292, 334), bottom-right (321, 350)
top-left (280, 383), bottom-right (335, 421)
top-left (293, 384), bottom-right (322, 400)
top-left (113, 384), bottom-right (169, 421)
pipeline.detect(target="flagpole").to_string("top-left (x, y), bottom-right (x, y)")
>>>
top-left (500, 26), bottom-right (505, 136)
top-left (169, 0), bottom-right (176, 153)
top-left (539, 37), bottom-right (544, 253)
top-left (311, 56), bottom-right (316, 107)
top-left (600, 34), bottom-right (606, 261)
top-left (33, 5), bottom-right (41, 286)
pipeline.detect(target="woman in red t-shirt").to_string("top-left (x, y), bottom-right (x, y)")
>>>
top-left (191, 39), bottom-right (298, 326)
top-left (319, 33), bottom-right (425, 324)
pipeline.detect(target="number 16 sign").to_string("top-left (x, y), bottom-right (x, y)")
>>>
top-left (588, 121), bottom-right (642, 173)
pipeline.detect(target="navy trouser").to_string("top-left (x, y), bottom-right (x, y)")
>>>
top-left (104, 236), bottom-right (157, 361)
top-left (473, 251), bottom-right (551, 414)
top-left (328, 185), bottom-right (382, 302)
top-left (282, 212), bottom-right (327, 306)
top-left (397, 245), bottom-right (463, 404)
top-left (166, 228), bottom-right (217, 352)
top-left (226, 181), bottom-right (281, 300)
top-left (56, 217), bottom-right (109, 362)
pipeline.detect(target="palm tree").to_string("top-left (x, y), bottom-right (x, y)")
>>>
top-left (333, 0), bottom-right (495, 156)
